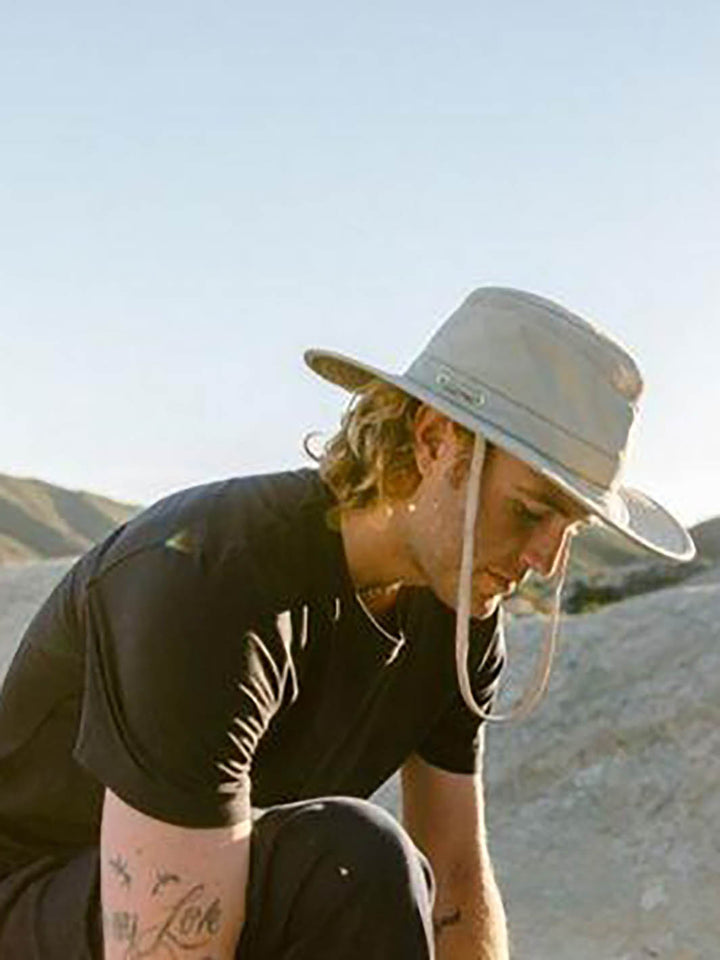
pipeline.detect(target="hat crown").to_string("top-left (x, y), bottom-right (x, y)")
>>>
top-left (405, 287), bottom-right (643, 489)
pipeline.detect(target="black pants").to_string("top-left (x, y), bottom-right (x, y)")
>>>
top-left (0, 797), bottom-right (436, 959)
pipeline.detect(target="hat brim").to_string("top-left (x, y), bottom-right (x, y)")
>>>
top-left (305, 348), bottom-right (696, 565)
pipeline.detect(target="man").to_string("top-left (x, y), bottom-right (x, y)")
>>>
top-left (0, 287), bottom-right (694, 959)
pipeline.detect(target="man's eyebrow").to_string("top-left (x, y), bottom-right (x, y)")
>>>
top-left (515, 484), bottom-right (590, 522)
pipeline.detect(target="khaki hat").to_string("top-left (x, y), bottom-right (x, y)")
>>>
top-left (305, 286), bottom-right (694, 563)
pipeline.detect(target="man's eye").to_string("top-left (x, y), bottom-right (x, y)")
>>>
top-left (512, 501), bottom-right (544, 524)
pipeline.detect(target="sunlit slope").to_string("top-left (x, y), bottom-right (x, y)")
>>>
top-left (374, 564), bottom-right (720, 958)
top-left (0, 474), bottom-right (138, 563)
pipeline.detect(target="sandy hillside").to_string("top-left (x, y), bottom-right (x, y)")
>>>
top-left (2, 560), bottom-right (719, 959)
top-left (376, 575), bottom-right (720, 959)
top-left (0, 473), bottom-right (137, 563)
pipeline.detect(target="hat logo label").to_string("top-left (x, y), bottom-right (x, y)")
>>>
top-left (435, 372), bottom-right (486, 410)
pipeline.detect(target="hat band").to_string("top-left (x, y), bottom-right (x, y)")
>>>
top-left (405, 356), bottom-right (622, 490)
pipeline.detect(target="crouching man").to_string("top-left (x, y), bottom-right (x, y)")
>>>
top-left (0, 287), bottom-right (693, 958)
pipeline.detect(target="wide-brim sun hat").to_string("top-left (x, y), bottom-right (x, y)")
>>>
top-left (305, 286), bottom-right (695, 564)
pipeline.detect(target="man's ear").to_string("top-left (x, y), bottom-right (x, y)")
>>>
top-left (413, 406), bottom-right (454, 476)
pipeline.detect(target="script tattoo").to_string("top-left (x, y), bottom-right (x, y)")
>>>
top-left (434, 907), bottom-right (462, 938)
top-left (122, 884), bottom-right (223, 958)
top-left (109, 855), bottom-right (132, 888)
top-left (152, 870), bottom-right (182, 897)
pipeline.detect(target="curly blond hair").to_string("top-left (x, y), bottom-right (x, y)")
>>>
top-left (307, 379), bottom-right (474, 512)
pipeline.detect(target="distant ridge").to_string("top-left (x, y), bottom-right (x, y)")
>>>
top-left (690, 515), bottom-right (720, 560)
top-left (0, 474), bottom-right (139, 564)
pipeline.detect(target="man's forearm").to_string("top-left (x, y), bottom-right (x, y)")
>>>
top-left (433, 861), bottom-right (509, 960)
top-left (101, 790), bottom-right (251, 960)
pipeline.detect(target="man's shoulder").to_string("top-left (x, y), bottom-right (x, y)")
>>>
top-left (96, 468), bottom-right (317, 551)
top-left (77, 468), bottom-right (341, 606)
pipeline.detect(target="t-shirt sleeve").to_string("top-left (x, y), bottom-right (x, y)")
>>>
top-left (417, 613), bottom-right (506, 775)
top-left (74, 543), bottom-right (290, 828)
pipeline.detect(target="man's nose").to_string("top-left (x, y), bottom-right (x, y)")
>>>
top-left (520, 518), bottom-right (570, 579)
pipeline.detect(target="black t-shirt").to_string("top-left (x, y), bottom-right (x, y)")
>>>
top-left (0, 469), bottom-right (504, 876)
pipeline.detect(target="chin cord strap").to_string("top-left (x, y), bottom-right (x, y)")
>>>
top-left (454, 433), bottom-right (487, 714)
top-left (454, 433), bottom-right (571, 723)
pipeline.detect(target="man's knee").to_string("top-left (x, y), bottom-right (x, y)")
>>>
top-left (254, 796), bottom-right (435, 908)
top-left (238, 798), bottom-right (437, 957)
top-left (303, 798), bottom-right (431, 886)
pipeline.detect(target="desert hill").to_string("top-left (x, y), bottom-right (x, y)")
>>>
top-left (690, 515), bottom-right (720, 560)
top-left (1, 553), bottom-right (719, 958)
top-left (0, 474), bottom-right (138, 564)
top-left (512, 517), bottom-right (716, 616)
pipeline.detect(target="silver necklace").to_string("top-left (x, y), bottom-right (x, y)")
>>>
top-left (354, 586), bottom-right (405, 657)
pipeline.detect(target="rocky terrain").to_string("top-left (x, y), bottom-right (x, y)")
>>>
top-left (1, 529), bottom-right (718, 959)
top-left (379, 528), bottom-right (720, 960)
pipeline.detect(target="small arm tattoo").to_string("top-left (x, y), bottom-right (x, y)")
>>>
top-left (108, 855), bottom-right (132, 888)
top-left (434, 907), bottom-right (462, 938)
top-left (151, 870), bottom-right (182, 896)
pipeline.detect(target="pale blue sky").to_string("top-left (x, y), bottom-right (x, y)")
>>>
top-left (2, 1), bottom-right (718, 524)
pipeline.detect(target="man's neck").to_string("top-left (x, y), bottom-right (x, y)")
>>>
top-left (339, 500), bottom-right (417, 599)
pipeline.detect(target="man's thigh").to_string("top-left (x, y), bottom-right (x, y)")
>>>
top-left (0, 848), bottom-right (102, 960)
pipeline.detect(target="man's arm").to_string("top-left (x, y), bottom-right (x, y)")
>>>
top-left (100, 788), bottom-right (251, 960)
top-left (401, 741), bottom-right (509, 960)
